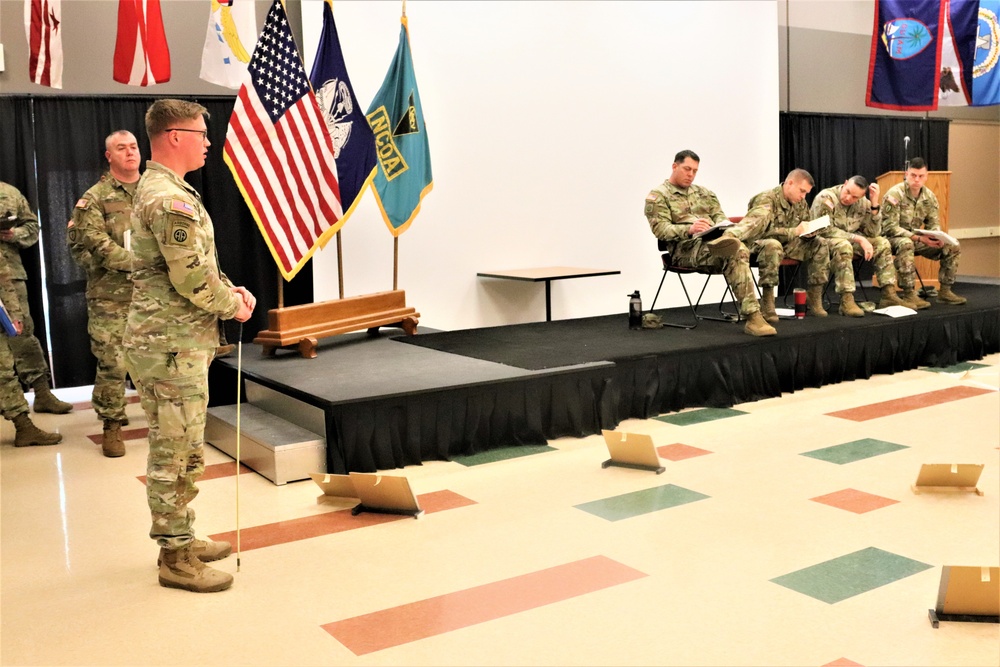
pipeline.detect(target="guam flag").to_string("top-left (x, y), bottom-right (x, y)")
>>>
top-left (868, 0), bottom-right (999, 109)
top-left (309, 0), bottom-right (377, 225)
top-left (366, 16), bottom-right (433, 237)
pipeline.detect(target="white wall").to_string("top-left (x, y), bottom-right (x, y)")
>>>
top-left (298, 1), bottom-right (780, 330)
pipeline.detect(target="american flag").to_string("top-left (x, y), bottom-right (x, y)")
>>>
top-left (223, 0), bottom-right (343, 282)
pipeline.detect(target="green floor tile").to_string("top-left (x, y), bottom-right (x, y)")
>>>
top-left (452, 444), bottom-right (555, 466)
top-left (654, 407), bottom-right (747, 426)
top-left (801, 438), bottom-right (908, 465)
top-left (922, 361), bottom-right (988, 373)
top-left (575, 484), bottom-right (709, 521)
top-left (771, 547), bottom-right (932, 604)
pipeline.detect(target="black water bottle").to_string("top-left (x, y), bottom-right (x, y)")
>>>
top-left (628, 290), bottom-right (642, 330)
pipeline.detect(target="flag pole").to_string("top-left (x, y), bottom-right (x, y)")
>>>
top-left (277, 270), bottom-right (284, 309)
top-left (402, 0), bottom-right (406, 18)
top-left (337, 231), bottom-right (345, 298)
top-left (393, 237), bottom-right (399, 290)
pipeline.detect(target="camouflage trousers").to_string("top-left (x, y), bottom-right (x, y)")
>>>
top-left (752, 236), bottom-right (830, 288)
top-left (0, 334), bottom-right (30, 422)
top-left (828, 236), bottom-right (896, 293)
top-left (7, 280), bottom-right (51, 388)
top-left (87, 299), bottom-right (129, 422)
top-left (124, 348), bottom-right (214, 550)
top-left (887, 236), bottom-right (961, 289)
top-left (668, 238), bottom-right (760, 315)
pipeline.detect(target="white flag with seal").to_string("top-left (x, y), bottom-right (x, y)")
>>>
top-left (200, 0), bottom-right (258, 89)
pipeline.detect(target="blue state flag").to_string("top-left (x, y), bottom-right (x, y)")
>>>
top-left (366, 16), bottom-right (433, 237)
top-left (309, 0), bottom-right (377, 225)
top-left (972, 0), bottom-right (1000, 105)
top-left (867, 0), bottom-right (945, 110)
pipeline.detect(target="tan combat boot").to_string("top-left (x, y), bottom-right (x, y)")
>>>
top-left (743, 311), bottom-right (777, 337)
top-left (900, 288), bottom-right (931, 310)
top-left (157, 538), bottom-right (232, 566)
top-left (759, 288), bottom-right (779, 324)
top-left (12, 412), bottom-right (62, 447)
top-left (158, 545), bottom-right (233, 593)
top-left (101, 420), bottom-right (125, 458)
top-left (838, 292), bottom-right (865, 317)
top-left (937, 285), bottom-right (967, 305)
top-left (705, 234), bottom-right (742, 258)
top-left (878, 285), bottom-right (907, 309)
top-left (31, 379), bottom-right (73, 414)
top-left (806, 285), bottom-right (828, 317)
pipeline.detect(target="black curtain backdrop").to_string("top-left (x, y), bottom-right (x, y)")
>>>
top-left (778, 112), bottom-right (950, 207)
top-left (4, 95), bottom-right (314, 388)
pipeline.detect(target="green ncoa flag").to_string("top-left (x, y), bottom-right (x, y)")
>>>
top-left (366, 16), bottom-right (433, 236)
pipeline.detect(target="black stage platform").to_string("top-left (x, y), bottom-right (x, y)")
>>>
top-left (210, 282), bottom-right (1000, 474)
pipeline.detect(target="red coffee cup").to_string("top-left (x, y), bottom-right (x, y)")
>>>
top-left (793, 288), bottom-right (807, 318)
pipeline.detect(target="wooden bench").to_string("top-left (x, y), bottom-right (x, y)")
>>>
top-left (253, 290), bottom-right (419, 358)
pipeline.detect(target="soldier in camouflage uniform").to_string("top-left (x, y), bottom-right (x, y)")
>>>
top-left (881, 157), bottom-right (966, 307)
top-left (124, 100), bottom-right (255, 593)
top-left (1, 252), bottom-right (63, 447)
top-left (810, 176), bottom-right (909, 317)
top-left (67, 131), bottom-right (142, 458)
top-left (0, 182), bottom-right (74, 414)
top-left (718, 169), bottom-right (832, 321)
top-left (644, 150), bottom-right (775, 337)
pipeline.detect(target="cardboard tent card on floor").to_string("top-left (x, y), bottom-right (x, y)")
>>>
top-left (311, 472), bottom-right (423, 518)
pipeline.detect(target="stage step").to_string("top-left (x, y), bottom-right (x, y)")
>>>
top-left (205, 403), bottom-right (326, 485)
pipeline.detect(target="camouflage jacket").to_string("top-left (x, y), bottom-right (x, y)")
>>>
top-left (123, 161), bottom-right (241, 352)
top-left (880, 182), bottom-right (940, 239)
top-left (0, 181), bottom-right (40, 280)
top-left (68, 173), bottom-right (136, 302)
top-left (0, 252), bottom-right (23, 326)
top-left (644, 181), bottom-right (728, 248)
top-left (737, 185), bottom-right (812, 244)
top-left (810, 185), bottom-right (882, 241)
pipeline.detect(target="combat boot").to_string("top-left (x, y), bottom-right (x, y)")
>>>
top-left (158, 545), bottom-right (233, 593)
top-left (743, 311), bottom-right (777, 337)
top-left (900, 288), bottom-right (931, 310)
top-left (759, 288), bottom-right (779, 324)
top-left (838, 292), bottom-right (865, 317)
top-left (12, 412), bottom-right (62, 447)
top-left (705, 234), bottom-right (741, 258)
top-left (101, 420), bottom-right (125, 458)
top-left (937, 285), bottom-right (967, 305)
top-left (806, 285), bottom-right (827, 317)
top-left (878, 285), bottom-right (907, 309)
top-left (31, 379), bottom-right (73, 414)
top-left (157, 538), bottom-right (232, 566)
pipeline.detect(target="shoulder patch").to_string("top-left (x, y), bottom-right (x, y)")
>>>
top-left (823, 199), bottom-right (834, 210)
top-left (169, 199), bottom-right (197, 219)
top-left (67, 220), bottom-right (74, 228)
top-left (165, 219), bottom-right (193, 247)
top-left (75, 198), bottom-right (88, 209)
top-left (646, 192), bottom-right (658, 202)
top-left (886, 195), bottom-right (898, 206)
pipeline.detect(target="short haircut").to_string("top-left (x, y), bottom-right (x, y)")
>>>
top-left (145, 99), bottom-right (209, 137)
top-left (847, 175), bottom-right (869, 191)
top-left (908, 157), bottom-right (928, 170)
top-left (105, 129), bottom-right (135, 151)
top-left (673, 149), bottom-right (700, 164)
top-left (785, 168), bottom-right (814, 187)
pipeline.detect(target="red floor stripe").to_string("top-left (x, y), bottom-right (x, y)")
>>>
top-left (88, 427), bottom-right (149, 445)
top-left (825, 385), bottom-right (993, 422)
top-left (209, 490), bottom-right (476, 551)
top-left (322, 555), bottom-right (647, 655)
top-left (137, 460), bottom-right (254, 485)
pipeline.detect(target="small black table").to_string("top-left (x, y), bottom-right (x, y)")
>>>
top-left (477, 266), bottom-right (621, 321)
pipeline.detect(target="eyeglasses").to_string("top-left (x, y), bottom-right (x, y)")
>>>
top-left (165, 128), bottom-right (208, 140)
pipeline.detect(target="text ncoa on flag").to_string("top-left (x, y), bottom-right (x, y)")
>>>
top-left (366, 16), bottom-right (433, 237)
top-left (224, 0), bottom-right (343, 281)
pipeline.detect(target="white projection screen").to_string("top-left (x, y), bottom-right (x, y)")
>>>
top-left (301, 1), bottom-right (780, 329)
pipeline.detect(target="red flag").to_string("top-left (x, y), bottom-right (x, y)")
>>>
top-left (24, 0), bottom-right (63, 88)
top-left (223, 0), bottom-right (343, 282)
top-left (113, 0), bottom-right (171, 86)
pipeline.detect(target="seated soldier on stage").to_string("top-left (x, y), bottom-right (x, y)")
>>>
top-left (644, 149), bottom-right (775, 337)
top-left (880, 157), bottom-right (966, 307)
top-left (810, 175), bottom-right (911, 317)
top-left (709, 168), bottom-right (831, 323)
